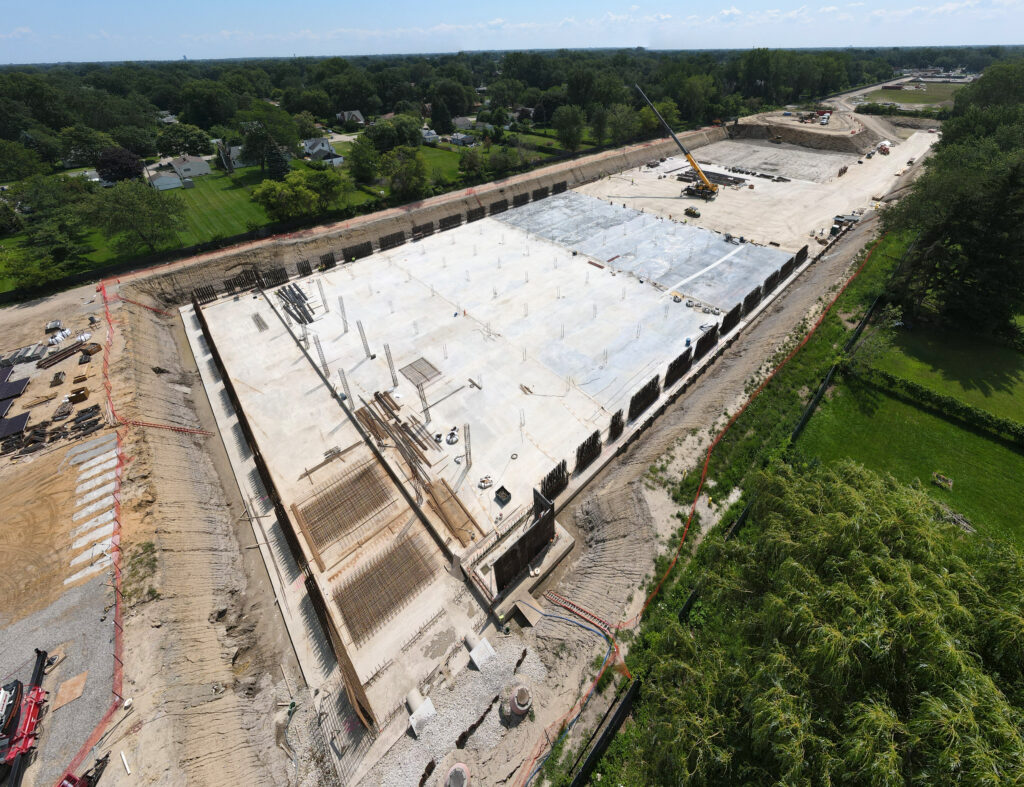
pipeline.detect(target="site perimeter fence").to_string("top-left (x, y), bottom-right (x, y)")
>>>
top-left (523, 231), bottom-right (894, 787)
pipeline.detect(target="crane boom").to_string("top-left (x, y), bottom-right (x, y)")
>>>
top-left (634, 84), bottom-right (718, 199)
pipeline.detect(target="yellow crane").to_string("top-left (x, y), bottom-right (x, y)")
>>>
top-left (635, 84), bottom-right (719, 201)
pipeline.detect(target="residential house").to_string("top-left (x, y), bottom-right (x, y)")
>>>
top-left (70, 169), bottom-right (113, 187)
top-left (320, 154), bottom-right (345, 168)
top-left (453, 116), bottom-right (472, 130)
top-left (149, 172), bottom-right (183, 191)
top-left (451, 132), bottom-right (475, 147)
top-left (170, 155), bottom-right (211, 178)
top-left (336, 110), bottom-right (365, 126)
top-left (302, 138), bottom-right (336, 160)
top-left (229, 146), bottom-right (256, 169)
top-left (474, 122), bottom-right (495, 134)
top-left (421, 128), bottom-right (439, 144)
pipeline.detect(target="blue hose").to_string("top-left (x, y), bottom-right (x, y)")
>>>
top-left (515, 601), bottom-right (617, 786)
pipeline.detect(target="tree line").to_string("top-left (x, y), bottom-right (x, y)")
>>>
top-left (883, 58), bottom-right (1024, 337)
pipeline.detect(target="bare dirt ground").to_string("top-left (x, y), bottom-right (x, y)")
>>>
top-left (95, 298), bottom-right (298, 786)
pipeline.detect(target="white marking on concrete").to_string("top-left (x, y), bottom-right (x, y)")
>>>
top-left (64, 555), bottom-right (113, 585)
top-left (70, 537), bottom-right (113, 566)
top-left (76, 482), bottom-right (116, 507)
top-left (73, 497), bottom-right (115, 521)
top-left (66, 435), bottom-right (117, 465)
top-left (666, 245), bottom-right (745, 295)
top-left (73, 522), bottom-right (115, 550)
top-left (71, 510), bottom-right (115, 538)
top-left (78, 450), bottom-right (118, 475)
top-left (76, 471), bottom-right (116, 495)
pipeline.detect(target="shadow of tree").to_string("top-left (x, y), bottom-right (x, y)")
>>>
top-left (893, 327), bottom-right (1024, 401)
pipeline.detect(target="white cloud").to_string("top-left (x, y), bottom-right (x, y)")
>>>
top-left (720, 5), bottom-right (743, 15)
top-left (818, 5), bottom-right (839, 10)
top-left (0, 26), bottom-right (31, 39)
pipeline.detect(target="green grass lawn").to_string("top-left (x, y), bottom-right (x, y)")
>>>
top-left (874, 327), bottom-right (1024, 422)
top-left (419, 146), bottom-right (462, 182)
top-left (800, 381), bottom-right (1024, 546)
top-left (174, 167), bottom-right (270, 246)
top-left (865, 82), bottom-right (963, 105)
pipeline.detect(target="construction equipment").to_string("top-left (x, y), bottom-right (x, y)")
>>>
top-left (634, 84), bottom-right (718, 201)
top-left (684, 207), bottom-right (701, 218)
top-left (0, 649), bottom-right (49, 787)
top-left (59, 754), bottom-right (110, 787)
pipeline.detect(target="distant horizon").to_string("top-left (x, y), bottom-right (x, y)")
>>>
top-left (3, 42), bottom-right (1023, 69)
top-left (2, 0), bottom-right (1022, 65)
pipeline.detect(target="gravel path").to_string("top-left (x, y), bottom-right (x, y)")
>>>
top-left (0, 574), bottom-right (113, 787)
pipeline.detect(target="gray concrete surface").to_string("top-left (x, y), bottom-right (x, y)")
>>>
top-left (696, 138), bottom-right (859, 183)
top-left (498, 191), bottom-right (788, 308)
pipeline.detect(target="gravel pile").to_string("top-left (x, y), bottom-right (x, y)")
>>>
top-left (365, 633), bottom-right (548, 786)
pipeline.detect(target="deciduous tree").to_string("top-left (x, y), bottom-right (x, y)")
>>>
top-left (0, 139), bottom-right (46, 180)
top-left (348, 136), bottom-right (380, 184)
top-left (250, 172), bottom-right (317, 220)
top-left (156, 123), bottom-right (212, 157)
top-left (384, 146), bottom-right (429, 201)
top-left (552, 104), bottom-right (586, 152)
top-left (87, 180), bottom-right (185, 253)
top-left (96, 147), bottom-right (143, 182)
top-left (607, 104), bottom-right (640, 145)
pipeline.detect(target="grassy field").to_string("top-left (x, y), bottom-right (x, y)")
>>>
top-left (799, 382), bottom-right (1024, 545)
top-left (174, 168), bottom-right (269, 246)
top-left (419, 146), bottom-right (462, 182)
top-left (865, 82), bottom-right (963, 105)
top-left (875, 327), bottom-right (1024, 421)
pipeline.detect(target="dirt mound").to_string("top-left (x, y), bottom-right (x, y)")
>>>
top-left (731, 114), bottom-right (882, 155)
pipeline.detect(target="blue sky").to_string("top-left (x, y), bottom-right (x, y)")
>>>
top-left (1, 0), bottom-right (1021, 63)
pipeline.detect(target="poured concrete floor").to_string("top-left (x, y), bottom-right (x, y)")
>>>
top-left (199, 194), bottom-right (785, 534)
top-left (695, 138), bottom-right (859, 183)
top-left (576, 132), bottom-right (938, 249)
top-left (498, 192), bottom-right (788, 308)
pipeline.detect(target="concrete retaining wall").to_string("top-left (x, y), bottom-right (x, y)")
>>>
top-left (130, 128), bottom-right (728, 305)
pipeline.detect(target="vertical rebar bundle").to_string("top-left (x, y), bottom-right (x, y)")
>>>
top-left (338, 296), bottom-right (348, 332)
top-left (357, 320), bottom-right (371, 359)
top-left (417, 383), bottom-right (431, 424)
top-left (317, 279), bottom-right (329, 312)
top-left (337, 368), bottom-right (352, 402)
top-left (463, 423), bottom-right (472, 470)
top-left (384, 343), bottom-right (397, 388)
top-left (312, 334), bottom-right (329, 377)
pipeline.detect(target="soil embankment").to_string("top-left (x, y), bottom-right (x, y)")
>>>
top-left (731, 112), bottom-right (882, 154)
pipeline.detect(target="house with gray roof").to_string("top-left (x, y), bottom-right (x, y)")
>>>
top-left (149, 172), bottom-right (183, 191)
top-left (170, 155), bottom-right (210, 178)
top-left (302, 138), bottom-right (336, 160)
top-left (336, 110), bottom-right (365, 125)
